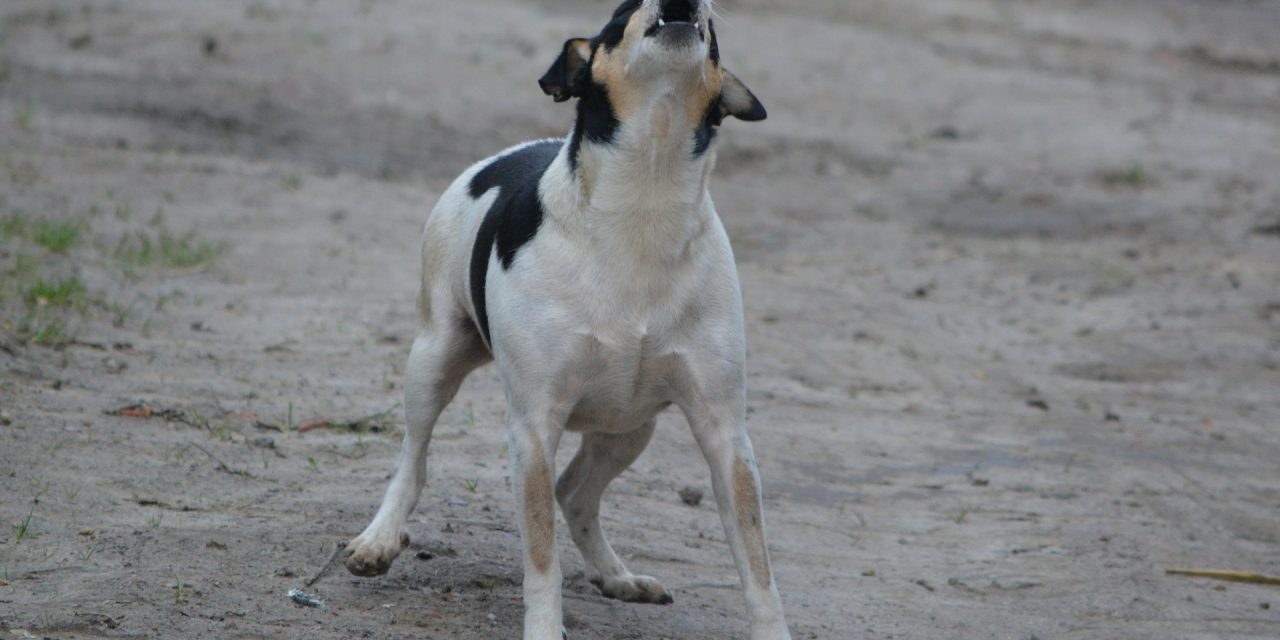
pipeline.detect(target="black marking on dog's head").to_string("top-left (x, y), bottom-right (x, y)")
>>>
top-left (600, 0), bottom-right (643, 50)
top-left (468, 140), bottom-right (562, 345)
top-left (540, 1), bottom-right (765, 164)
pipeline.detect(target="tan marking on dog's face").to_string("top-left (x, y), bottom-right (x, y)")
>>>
top-left (587, 18), bottom-right (648, 123)
top-left (733, 455), bottom-right (771, 590)
top-left (524, 444), bottom-right (555, 574)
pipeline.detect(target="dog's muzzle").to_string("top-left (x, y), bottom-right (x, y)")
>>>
top-left (644, 0), bottom-right (704, 42)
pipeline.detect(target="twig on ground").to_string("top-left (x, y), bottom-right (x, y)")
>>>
top-left (106, 402), bottom-right (207, 429)
top-left (297, 405), bottom-right (400, 434)
top-left (1166, 568), bottom-right (1280, 586)
top-left (304, 542), bottom-right (346, 587)
top-left (188, 442), bottom-right (252, 477)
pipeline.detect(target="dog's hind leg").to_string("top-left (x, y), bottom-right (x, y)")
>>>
top-left (555, 420), bottom-right (672, 604)
top-left (343, 319), bottom-right (488, 577)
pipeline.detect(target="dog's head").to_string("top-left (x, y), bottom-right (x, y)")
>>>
top-left (539, 0), bottom-right (765, 156)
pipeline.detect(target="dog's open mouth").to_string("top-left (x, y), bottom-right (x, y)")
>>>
top-left (645, 0), bottom-right (702, 39)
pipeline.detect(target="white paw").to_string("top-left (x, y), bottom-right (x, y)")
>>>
top-left (342, 528), bottom-right (409, 577)
top-left (591, 573), bottom-right (673, 604)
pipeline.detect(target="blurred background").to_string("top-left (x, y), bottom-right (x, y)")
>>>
top-left (1, 1), bottom-right (1278, 638)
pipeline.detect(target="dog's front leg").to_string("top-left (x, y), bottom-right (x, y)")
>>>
top-left (509, 417), bottom-right (565, 640)
top-left (683, 401), bottom-right (791, 640)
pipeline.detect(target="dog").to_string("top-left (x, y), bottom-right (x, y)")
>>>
top-left (341, 1), bottom-right (789, 637)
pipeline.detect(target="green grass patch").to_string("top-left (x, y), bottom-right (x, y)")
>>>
top-left (12, 506), bottom-right (35, 542)
top-left (113, 228), bottom-right (225, 270)
top-left (24, 277), bottom-right (85, 308)
top-left (1097, 164), bottom-right (1156, 190)
top-left (0, 214), bottom-right (26, 239)
top-left (7, 313), bottom-right (76, 348)
top-left (34, 219), bottom-right (82, 252)
top-left (0, 253), bottom-right (37, 303)
top-left (29, 320), bottom-right (73, 347)
top-left (0, 215), bottom-right (83, 252)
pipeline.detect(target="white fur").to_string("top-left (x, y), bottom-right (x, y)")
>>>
top-left (344, 1), bottom-right (789, 638)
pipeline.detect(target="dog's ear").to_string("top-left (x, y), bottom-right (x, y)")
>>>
top-left (718, 69), bottom-right (767, 123)
top-left (538, 38), bottom-right (593, 103)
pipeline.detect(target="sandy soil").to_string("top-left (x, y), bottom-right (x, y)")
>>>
top-left (2, 1), bottom-right (1279, 638)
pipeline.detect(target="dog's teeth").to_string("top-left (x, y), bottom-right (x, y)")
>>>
top-left (658, 18), bottom-right (665, 26)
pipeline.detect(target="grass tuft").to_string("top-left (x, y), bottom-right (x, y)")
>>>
top-left (33, 219), bottom-right (82, 252)
top-left (12, 506), bottom-right (35, 542)
top-left (31, 321), bottom-right (73, 346)
top-left (0, 215), bottom-right (83, 252)
top-left (1097, 164), bottom-right (1156, 190)
top-left (24, 277), bottom-right (85, 308)
top-left (114, 228), bottom-right (225, 270)
top-left (0, 214), bottom-right (26, 239)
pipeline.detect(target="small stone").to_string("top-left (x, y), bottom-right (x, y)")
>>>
top-left (861, 569), bottom-right (876, 577)
top-left (677, 486), bottom-right (703, 507)
top-left (929, 126), bottom-right (960, 140)
top-left (287, 588), bottom-right (323, 608)
top-left (416, 550), bottom-right (434, 561)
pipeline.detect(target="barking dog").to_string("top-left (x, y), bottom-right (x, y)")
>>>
top-left (342, 1), bottom-right (789, 637)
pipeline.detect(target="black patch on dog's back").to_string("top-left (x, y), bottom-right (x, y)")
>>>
top-left (468, 140), bottom-right (562, 346)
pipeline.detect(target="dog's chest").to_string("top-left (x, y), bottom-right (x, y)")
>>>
top-left (560, 322), bottom-right (686, 433)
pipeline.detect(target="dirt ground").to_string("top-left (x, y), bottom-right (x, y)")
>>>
top-left (2, 0), bottom-right (1279, 638)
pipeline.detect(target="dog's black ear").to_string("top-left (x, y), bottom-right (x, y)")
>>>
top-left (719, 69), bottom-right (767, 123)
top-left (538, 38), bottom-right (593, 103)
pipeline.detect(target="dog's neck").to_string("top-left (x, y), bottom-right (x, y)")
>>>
top-left (549, 75), bottom-right (718, 244)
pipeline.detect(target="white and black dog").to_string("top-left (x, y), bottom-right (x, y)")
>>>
top-left (342, 1), bottom-right (789, 637)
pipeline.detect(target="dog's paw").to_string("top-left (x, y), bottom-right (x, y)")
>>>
top-left (591, 574), bottom-right (673, 605)
top-left (342, 530), bottom-right (410, 577)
